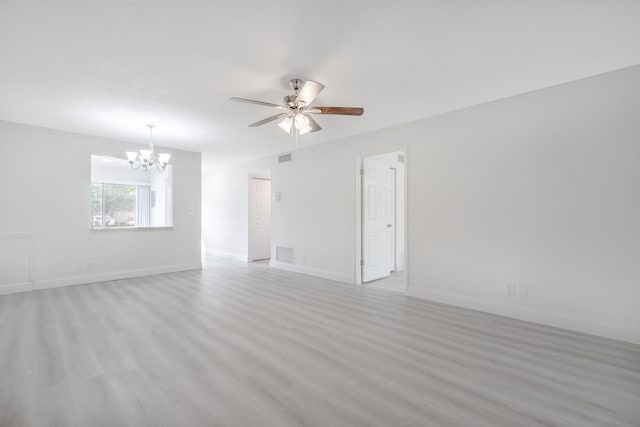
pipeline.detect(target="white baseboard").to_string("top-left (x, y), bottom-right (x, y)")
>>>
top-left (407, 287), bottom-right (640, 345)
top-left (269, 260), bottom-right (353, 284)
top-left (34, 262), bottom-right (202, 291)
top-left (0, 281), bottom-right (34, 296)
top-left (206, 250), bottom-right (248, 262)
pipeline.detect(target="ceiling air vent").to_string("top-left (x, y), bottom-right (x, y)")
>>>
top-left (278, 153), bottom-right (292, 163)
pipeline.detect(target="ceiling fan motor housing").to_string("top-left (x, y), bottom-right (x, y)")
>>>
top-left (283, 95), bottom-right (297, 108)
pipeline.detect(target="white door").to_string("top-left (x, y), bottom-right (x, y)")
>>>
top-left (362, 158), bottom-right (394, 282)
top-left (249, 178), bottom-right (271, 261)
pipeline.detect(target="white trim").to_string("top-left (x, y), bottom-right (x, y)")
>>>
top-left (34, 262), bottom-right (202, 291)
top-left (408, 287), bottom-right (640, 345)
top-left (92, 179), bottom-right (151, 186)
top-left (206, 249), bottom-right (249, 262)
top-left (355, 156), bottom-right (362, 285)
top-left (90, 226), bottom-right (174, 232)
top-left (0, 232), bottom-right (35, 238)
top-left (269, 260), bottom-right (353, 284)
top-left (0, 282), bottom-right (34, 296)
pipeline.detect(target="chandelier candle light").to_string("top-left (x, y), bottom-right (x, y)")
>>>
top-left (125, 124), bottom-right (171, 172)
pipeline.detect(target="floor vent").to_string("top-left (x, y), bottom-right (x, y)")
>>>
top-left (279, 153), bottom-right (292, 163)
top-left (276, 246), bottom-right (295, 263)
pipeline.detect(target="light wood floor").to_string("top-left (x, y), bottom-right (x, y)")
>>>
top-left (1, 257), bottom-right (639, 426)
top-left (364, 269), bottom-right (406, 293)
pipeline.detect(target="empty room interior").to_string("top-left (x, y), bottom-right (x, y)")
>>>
top-left (1, 1), bottom-right (640, 426)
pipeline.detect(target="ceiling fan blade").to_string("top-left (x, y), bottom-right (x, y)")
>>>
top-left (230, 97), bottom-right (287, 109)
top-left (294, 80), bottom-right (324, 107)
top-left (306, 115), bottom-right (322, 132)
top-left (308, 106), bottom-right (364, 116)
top-left (248, 113), bottom-right (290, 127)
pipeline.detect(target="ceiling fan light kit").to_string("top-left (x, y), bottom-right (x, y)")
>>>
top-left (230, 78), bottom-right (364, 137)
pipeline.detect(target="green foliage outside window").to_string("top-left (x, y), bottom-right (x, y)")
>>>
top-left (91, 183), bottom-right (137, 228)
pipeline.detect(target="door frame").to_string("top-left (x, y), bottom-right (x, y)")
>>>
top-left (390, 166), bottom-right (398, 271)
top-left (248, 173), bottom-right (272, 262)
top-left (355, 145), bottom-right (408, 289)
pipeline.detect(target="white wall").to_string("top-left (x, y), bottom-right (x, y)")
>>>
top-left (0, 121), bottom-right (201, 293)
top-left (202, 157), bottom-right (276, 261)
top-left (91, 158), bottom-right (151, 184)
top-left (150, 165), bottom-right (172, 227)
top-left (202, 65), bottom-right (640, 344)
top-left (403, 66), bottom-right (640, 344)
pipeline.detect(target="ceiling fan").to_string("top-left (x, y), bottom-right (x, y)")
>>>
top-left (230, 79), bottom-right (364, 135)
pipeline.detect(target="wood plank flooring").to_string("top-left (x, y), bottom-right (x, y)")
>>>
top-left (363, 270), bottom-right (407, 293)
top-left (1, 257), bottom-right (639, 426)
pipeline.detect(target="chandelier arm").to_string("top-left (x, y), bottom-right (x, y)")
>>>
top-left (126, 124), bottom-right (169, 173)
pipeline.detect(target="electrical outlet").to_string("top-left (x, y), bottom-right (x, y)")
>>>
top-left (87, 261), bottom-right (94, 270)
top-left (505, 284), bottom-right (516, 296)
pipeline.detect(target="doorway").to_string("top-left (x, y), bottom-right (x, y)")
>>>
top-left (357, 150), bottom-right (406, 292)
top-left (248, 173), bottom-right (271, 262)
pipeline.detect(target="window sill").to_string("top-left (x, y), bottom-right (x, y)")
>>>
top-left (91, 226), bottom-right (174, 232)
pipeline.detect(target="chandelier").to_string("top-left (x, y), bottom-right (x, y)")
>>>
top-left (125, 124), bottom-right (171, 172)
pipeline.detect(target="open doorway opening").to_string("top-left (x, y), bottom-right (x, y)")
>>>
top-left (357, 150), bottom-right (406, 292)
top-left (248, 172), bottom-right (271, 262)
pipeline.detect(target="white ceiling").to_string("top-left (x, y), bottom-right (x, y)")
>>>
top-left (1, 0), bottom-right (639, 170)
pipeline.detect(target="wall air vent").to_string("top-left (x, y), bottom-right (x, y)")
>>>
top-left (278, 153), bottom-right (292, 163)
top-left (276, 246), bottom-right (295, 263)
top-left (398, 153), bottom-right (405, 163)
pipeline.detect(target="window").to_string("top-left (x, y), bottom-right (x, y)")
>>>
top-left (91, 183), bottom-right (147, 228)
top-left (91, 155), bottom-right (172, 229)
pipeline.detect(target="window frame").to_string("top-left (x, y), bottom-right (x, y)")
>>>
top-left (91, 181), bottom-right (148, 229)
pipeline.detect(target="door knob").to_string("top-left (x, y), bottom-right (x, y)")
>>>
top-left (387, 224), bottom-right (392, 228)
